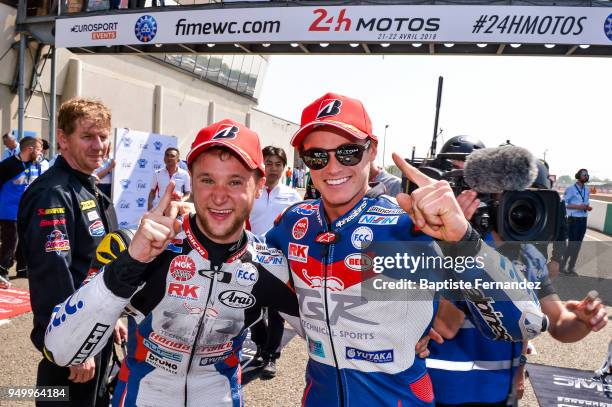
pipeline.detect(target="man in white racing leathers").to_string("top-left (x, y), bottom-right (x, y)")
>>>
top-left (263, 92), bottom-right (548, 406)
top-left (43, 120), bottom-right (300, 407)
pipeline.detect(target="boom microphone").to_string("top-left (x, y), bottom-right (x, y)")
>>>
top-left (464, 146), bottom-right (538, 193)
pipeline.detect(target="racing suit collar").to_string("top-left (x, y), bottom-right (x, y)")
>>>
top-left (55, 155), bottom-right (97, 185)
top-left (184, 214), bottom-right (247, 267)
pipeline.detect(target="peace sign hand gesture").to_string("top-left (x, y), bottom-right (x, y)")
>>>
top-left (392, 153), bottom-right (469, 242)
top-left (128, 181), bottom-right (183, 263)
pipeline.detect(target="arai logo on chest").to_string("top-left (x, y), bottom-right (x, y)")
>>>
top-left (218, 290), bottom-right (255, 309)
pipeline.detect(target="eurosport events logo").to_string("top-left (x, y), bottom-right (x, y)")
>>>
top-left (135, 15), bottom-right (158, 43)
top-left (605, 13), bottom-right (612, 41)
top-left (71, 22), bottom-right (118, 40)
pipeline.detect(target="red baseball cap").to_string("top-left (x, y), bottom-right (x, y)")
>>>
top-left (291, 92), bottom-right (377, 148)
top-left (187, 119), bottom-right (264, 174)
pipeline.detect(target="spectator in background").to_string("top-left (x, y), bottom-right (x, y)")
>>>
top-left (299, 167), bottom-right (306, 188)
top-left (304, 170), bottom-right (320, 199)
top-left (2, 133), bottom-right (19, 160)
top-left (0, 136), bottom-right (43, 280)
top-left (563, 168), bottom-right (592, 275)
top-left (40, 139), bottom-right (50, 172)
top-left (291, 166), bottom-right (298, 188)
top-left (248, 146), bottom-right (301, 378)
top-left (147, 147), bottom-right (191, 210)
top-left (369, 162), bottom-right (402, 196)
top-left (285, 166), bottom-right (292, 186)
top-left (93, 144), bottom-right (115, 198)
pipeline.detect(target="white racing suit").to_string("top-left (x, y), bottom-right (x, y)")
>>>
top-left (44, 215), bottom-right (299, 407)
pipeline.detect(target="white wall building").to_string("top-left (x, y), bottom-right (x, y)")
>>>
top-left (0, 2), bottom-right (298, 165)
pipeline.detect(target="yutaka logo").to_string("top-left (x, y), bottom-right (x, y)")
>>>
top-left (346, 347), bottom-right (393, 363)
top-left (213, 125), bottom-right (239, 140)
top-left (120, 179), bottom-right (131, 190)
top-left (317, 99), bottom-right (342, 119)
top-left (153, 141), bottom-right (163, 151)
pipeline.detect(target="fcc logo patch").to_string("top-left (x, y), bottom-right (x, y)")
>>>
top-left (605, 13), bottom-right (612, 41)
top-left (213, 125), bottom-right (239, 140)
top-left (317, 99), bottom-right (342, 119)
top-left (134, 15), bottom-right (157, 43)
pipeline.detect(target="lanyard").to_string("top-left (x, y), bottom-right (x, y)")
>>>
top-left (20, 160), bottom-right (35, 185)
top-left (574, 184), bottom-right (587, 203)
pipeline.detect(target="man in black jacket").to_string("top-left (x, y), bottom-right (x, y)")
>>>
top-left (18, 98), bottom-right (119, 406)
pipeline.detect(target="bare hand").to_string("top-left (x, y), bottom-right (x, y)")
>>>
top-left (114, 320), bottom-right (128, 345)
top-left (565, 290), bottom-right (608, 332)
top-left (392, 153), bottom-right (468, 241)
top-left (415, 328), bottom-right (444, 359)
top-left (165, 200), bottom-right (195, 218)
top-left (513, 364), bottom-right (526, 400)
top-left (587, 205), bottom-right (593, 211)
top-left (433, 298), bottom-right (466, 339)
top-left (109, 159), bottom-right (116, 169)
top-left (456, 190), bottom-right (480, 221)
top-left (128, 182), bottom-right (182, 263)
top-left (68, 358), bottom-right (95, 383)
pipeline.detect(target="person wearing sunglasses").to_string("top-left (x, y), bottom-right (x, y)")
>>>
top-left (562, 168), bottom-right (592, 275)
top-left (264, 92), bottom-right (546, 406)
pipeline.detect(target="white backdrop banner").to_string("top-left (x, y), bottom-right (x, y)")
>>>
top-left (112, 128), bottom-right (177, 229)
top-left (55, 5), bottom-right (612, 48)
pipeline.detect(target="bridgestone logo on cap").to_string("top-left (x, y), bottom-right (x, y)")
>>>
top-left (213, 125), bottom-right (239, 140)
top-left (317, 99), bottom-right (342, 119)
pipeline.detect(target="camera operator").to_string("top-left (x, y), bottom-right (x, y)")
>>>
top-left (424, 142), bottom-right (607, 406)
top-left (562, 168), bottom-right (592, 275)
top-left (530, 160), bottom-right (568, 279)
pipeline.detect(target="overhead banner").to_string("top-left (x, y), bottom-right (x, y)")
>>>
top-left (55, 5), bottom-right (612, 48)
top-left (112, 128), bottom-right (177, 229)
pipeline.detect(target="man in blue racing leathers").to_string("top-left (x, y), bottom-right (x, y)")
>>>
top-left (264, 92), bottom-right (547, 406)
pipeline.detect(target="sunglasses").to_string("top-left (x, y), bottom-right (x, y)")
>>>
top-left (301, 140), bottom-right (371, 170)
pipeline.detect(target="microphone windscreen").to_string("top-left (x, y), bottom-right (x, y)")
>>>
top-left (464, 146), bottom-right (537, 193)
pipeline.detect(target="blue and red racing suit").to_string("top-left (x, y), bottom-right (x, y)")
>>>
top-left (265, 186), bottom-right (546, 407)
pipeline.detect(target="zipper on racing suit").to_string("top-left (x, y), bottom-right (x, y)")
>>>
top-left (183, 266), bottom-right (220, 406)
top-left (321, 227), bottom-right (345, 407)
